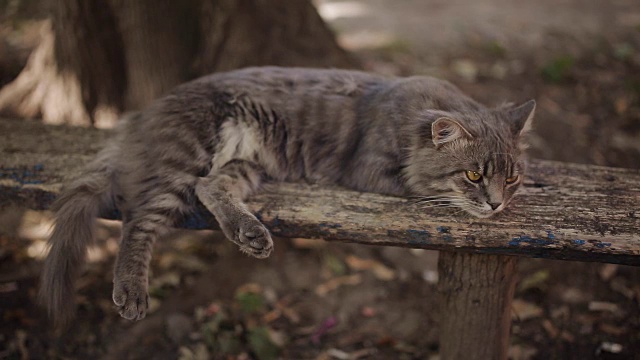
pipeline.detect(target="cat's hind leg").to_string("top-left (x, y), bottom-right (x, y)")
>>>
top-left (195, 159), bottom-right (273, 258)
top-left (112, 193), bottom-right (186, 320)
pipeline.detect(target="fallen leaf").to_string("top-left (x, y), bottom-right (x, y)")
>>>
top-left (262, 309), bottom-right (282, 323)
top-left (280, 306), bottom-right (301, 324)
top-left (267, 328), bottom-right (288, 347)
top-left (361, 306), bottom-right (376, 317)
top-left (597, 342), bottom-right (623, 355)
top-left (610, 278), bottom-right (635, 299)
top-left (598, 264), bottom-right (618, 281)
top-left (376, 335), bottom-right (396, 347)
top-left (550, 305), bottom-right (570, 320)
top-left (517, 270), bottom-right (549, 292)
top-left (178, 346), bottom-right (195, 360)
top-left (599, 323), bottom-right (627, 336)
top-left (291, 237), bottom-right (326, 249)
top-left (315, 274), bottom-right (362, 296)
top-left (560, 287), bottom-right (589, 304)
top-left (508, 344), bottom-right (538, 360)
top-left (512, 299), bottom-right (544, 321)
top-left (542, 319), bottom-right (558, 337)
top-left (614, 97), bottom-right (629, 115)
top-left (325, 348), bottom-right (349, 360)
top-left (561, 331), bottom-right (575, 342)
top-left (588, 301), bottom-right (620, 313)
top-left (345, 255), bottom-right (395, 281)
top-left (349, 348), bottom-right (378, 359)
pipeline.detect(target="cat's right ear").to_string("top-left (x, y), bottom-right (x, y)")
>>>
top-left (431, 117), bottom-right (473, 149)
top-left (506, 99), bottom-right (536, 137)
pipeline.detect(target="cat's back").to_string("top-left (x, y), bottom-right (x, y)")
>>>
top-left (198, 66), bottom-right (388, 94)
top-left (378, 74), bottom-right (483, 113)
top-left (131, 67), bottom-right (388, 132)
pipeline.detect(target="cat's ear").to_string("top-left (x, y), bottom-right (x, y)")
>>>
top-left (431, 117), bottom-right (473, 148)
top-left (506, 99), bottom-right (536, 136)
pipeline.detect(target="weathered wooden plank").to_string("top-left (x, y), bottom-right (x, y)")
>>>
top-left (1, 118), bottom-right (639, 265)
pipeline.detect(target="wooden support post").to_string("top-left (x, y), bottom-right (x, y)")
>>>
top-left (438, 251), bottom-right (518, 360)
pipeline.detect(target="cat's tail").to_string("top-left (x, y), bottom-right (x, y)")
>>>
top-left (39, 147), bottom-right (117, 328)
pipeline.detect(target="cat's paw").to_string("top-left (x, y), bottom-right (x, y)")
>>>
top-left (235, 218), bottom-right (273, 259)
top-left (112, 276), bottom-right (149, 321)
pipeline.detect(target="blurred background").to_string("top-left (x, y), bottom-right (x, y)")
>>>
top-left (0, 0), bottom-right (639, 359)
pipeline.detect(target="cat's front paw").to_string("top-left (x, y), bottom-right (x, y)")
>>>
top-left (112, 276), bottom-right (149, 321)
top-left (235, 218), bottom-right (273, 259)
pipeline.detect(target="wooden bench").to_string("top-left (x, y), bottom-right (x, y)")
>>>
top-left (1, 117), bottom-right (639, 359)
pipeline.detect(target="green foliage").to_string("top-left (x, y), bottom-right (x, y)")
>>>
top-left (148, 286), bottom-right (168, 299)
top-left (485, 40), bottom-right (507, 58)
top-left (324, 253), bottom-right (346, 276)
top-left (379, 39), bottom-right (413, 54)
top-left (248, 327), bottom-right (280, 360)
top-left (541, 55), bottom-right (575, 83)
top-left (235, 291), bottom-right (265, 314)
top-left (517, 269), bottom-right (550, 292)
top-left (613, 43), bottom-right (634, 61)
top-left (216, 331), bottom-right (242, 354)
top-left (626, 79), bottom-right (640, 97)
top-left (201, 311), bottom-right (243, 355)
top-left (202, 313), bottom-right (225, 346)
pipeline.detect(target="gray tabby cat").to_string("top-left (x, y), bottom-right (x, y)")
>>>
top-left (40, 67), bottom-right (535, 326)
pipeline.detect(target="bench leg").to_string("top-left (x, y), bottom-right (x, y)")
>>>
top-left (438, 252), bottom-right (518, 360)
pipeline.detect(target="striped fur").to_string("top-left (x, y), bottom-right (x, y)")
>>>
top-left (40, 67), bottom-right (535, 326)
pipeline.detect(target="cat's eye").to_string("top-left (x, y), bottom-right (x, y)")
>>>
top-left (465, 170), bottom-right (482, 183)
top-left (506, 175), bottom-right (519, 184)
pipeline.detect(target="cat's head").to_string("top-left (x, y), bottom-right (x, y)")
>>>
top-left (405, 100), bottom-right (536, 218)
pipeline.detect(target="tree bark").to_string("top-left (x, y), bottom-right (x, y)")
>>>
top-left (109, 0), bottom-right (199, 109)
top-left (0, 0), bottom-right (354, 126)
top-left (0, 0), bottom-right (125, 127)
top-left (195, 0), bottom-right (354, 72)
top-left (438, 252), bottom-right (518, 360)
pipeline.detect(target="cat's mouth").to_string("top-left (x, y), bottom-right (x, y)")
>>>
top-left (414, 195), bottom-right (505, 218)
top-left (462, 204), bottom-right (504, 218)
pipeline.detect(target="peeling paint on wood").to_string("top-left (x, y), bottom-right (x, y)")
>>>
top-left (1, 118), bottom-right (639, 265)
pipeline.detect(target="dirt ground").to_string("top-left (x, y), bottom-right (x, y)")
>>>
top-left (1, 0), bottom-right (640, 359)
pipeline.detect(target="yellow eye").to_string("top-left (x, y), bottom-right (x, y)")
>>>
top-left (465, 170), bottom-right (482, 182)
top-left (506, 175), bottom-right (519, 184)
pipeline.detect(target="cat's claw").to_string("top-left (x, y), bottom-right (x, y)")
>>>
top-left (236, 220), bottom-right (273, 258)
top-left (112, 277), bottom-right (149, 321)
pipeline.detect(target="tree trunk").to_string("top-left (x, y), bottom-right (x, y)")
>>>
top-left (0, 0), bottom-right (125, 127)
top-left (109, 0), bottom-right (199, 109)
top-left (438, 252), bottom-right (518, 360)
top-left (195, 0), bottom-right (354, 72)
top-left (0, 0), bottom-right (354, 126)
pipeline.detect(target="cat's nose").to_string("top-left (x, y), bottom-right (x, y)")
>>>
top-left (487, 202), bottom-right (502, 210)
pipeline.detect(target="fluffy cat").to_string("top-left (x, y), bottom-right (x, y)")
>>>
top-left (40, 67), bottom-right (535, 326)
